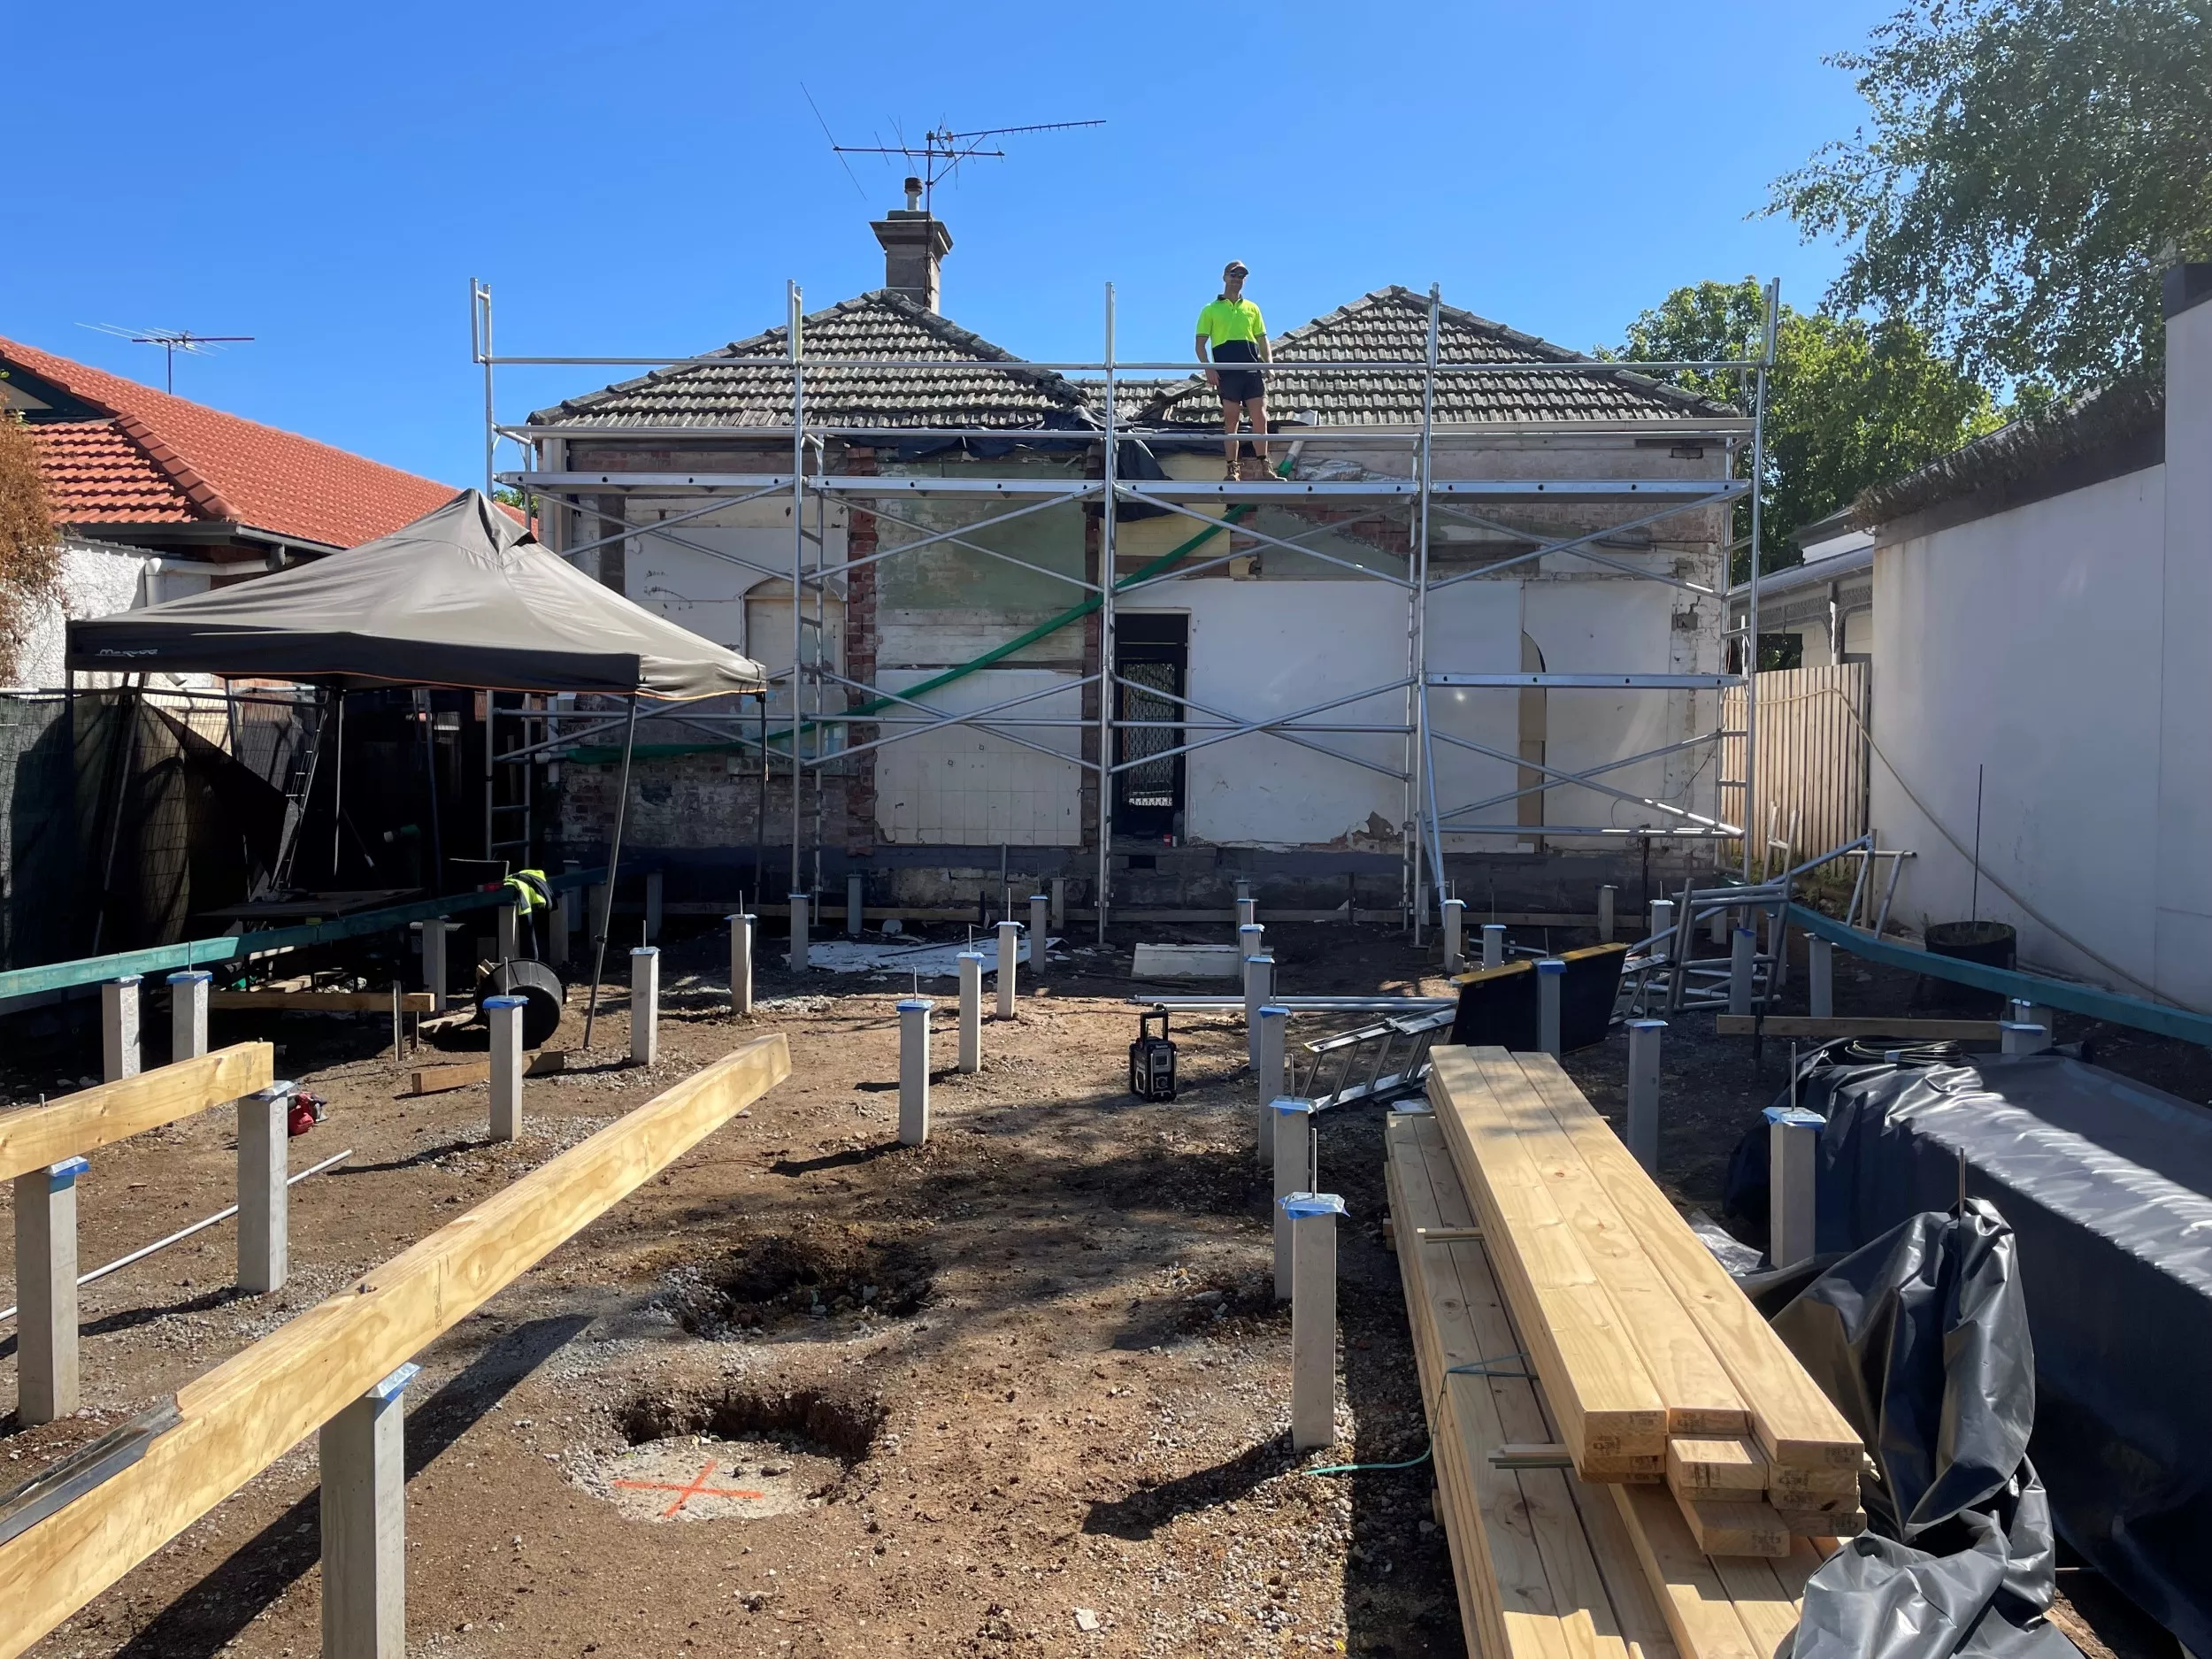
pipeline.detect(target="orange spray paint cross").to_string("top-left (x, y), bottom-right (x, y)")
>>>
top-left (612, 1459), bottom-right (767, 1518)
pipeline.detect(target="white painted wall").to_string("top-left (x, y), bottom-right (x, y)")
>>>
top-left (872, 668), bottom-right (1083, 847)
top-left (1870, 465), bottom-right (2166, 988)
top-left (2154, 288), bottom-right (2212, 1004)
top-left (8, 538), bottom-right (156, 689)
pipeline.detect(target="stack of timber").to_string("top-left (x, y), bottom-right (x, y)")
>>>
top-left (1386, 1045), bottom-right (1871, 1659)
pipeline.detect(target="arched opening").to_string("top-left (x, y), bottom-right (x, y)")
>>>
top-left (1517, 633), bottom-right (1547, 837)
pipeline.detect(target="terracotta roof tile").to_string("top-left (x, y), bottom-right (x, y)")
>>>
top-left (28, 420), bottom-right (198, 525)
top-left (0, 336), bottom-right (464, 548)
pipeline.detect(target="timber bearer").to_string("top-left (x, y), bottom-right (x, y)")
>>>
top-left (1196, 260), bottom-right (1273, 481)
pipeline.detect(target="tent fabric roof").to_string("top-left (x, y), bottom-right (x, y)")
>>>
top-left (66, 490), bottom-right (767, 699)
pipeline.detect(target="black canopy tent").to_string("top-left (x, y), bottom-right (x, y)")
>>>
top-left (67, 490), bottom-right (770, 1044)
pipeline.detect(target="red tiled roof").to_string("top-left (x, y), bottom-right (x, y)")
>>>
top-left (29, 419), bottom-right (198, 526)
top-left (0, 336), bottom-right (463, 549)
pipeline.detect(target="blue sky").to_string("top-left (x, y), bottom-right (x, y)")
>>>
top-left (10, 0), bottom-right (1900, 488)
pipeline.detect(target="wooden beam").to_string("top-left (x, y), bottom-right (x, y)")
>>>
top-left (1713, 1014), bottom-right (2002, 1041)
top-left (0, 1033), bottom-right (790, 1659)
top-left (409, 1054), bottom-right (564, 1095)
top-left (1666, 1437), bottom-right (1766, 1495)
top-left (1668, 1491), bottom-right (1789, 1558)
top-left (0, 1045), bottom-right (273, 1183)
top-left (211, 991), bottom-right (436, 1014)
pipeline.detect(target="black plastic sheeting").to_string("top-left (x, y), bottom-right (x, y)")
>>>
top-left (1777, 1202), bottom-right (2076, 1659)
top-left (1787, 1054), bottom-right (2212, 1655)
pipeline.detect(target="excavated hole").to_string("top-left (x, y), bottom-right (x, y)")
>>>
top-left (617, 1385), bottom-right (886, 1464)
top-left (671, 1225), bottom-right (934, 1335)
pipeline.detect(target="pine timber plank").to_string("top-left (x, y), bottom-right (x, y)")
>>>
top-left (1390, 1111), bottom-right (1678, 1659)
top-left (1488, 1053), bottom-right (1749, 1439)
top-left (1609, 1482), bottom-right (1764, 1659)
top-left (1776, 1509), bottom-right (1865, 1537)
top-left (210, 990), bottom-right (435, 1014)
top-left (1428, 1048), bottom-right (1670, 1474)
top-left (0, 1033), bottom-right (791, 1659)
top-left (0, 1044), bottom-right (273, 1183)
top-left (1765, 1462), bottom-right (1860, 1505)
top-left (1669, 1492), bottom-right (1790, 1558)
top-left (1515, 1054), bottom-right (1863, 1471)
top-left (1708, 1555), bottom-right (1806, 1659)
top-left (1668, 1439), bottom-right (1767, 1495)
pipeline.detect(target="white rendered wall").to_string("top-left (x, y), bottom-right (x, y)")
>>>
top-left (1870, 465), bottom-right (2166, 989)
top-left (872, 668), bottom-right (1083, 847)
top-left (9, 539), bottom-right (155, 689)
top-left (2154, 291), bottom-right (2212, 1005)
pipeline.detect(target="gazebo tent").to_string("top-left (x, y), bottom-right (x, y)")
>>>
top-left (67, 489), bottom-right (765, 697)
top-left (67, 489), bottom-right (768, 1042)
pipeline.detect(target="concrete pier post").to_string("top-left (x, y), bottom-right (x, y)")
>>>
top-left (1236, 895), bottom-right (1256, 939)
top-left (1271, 1098), bottom-right (1317, 1300)
top-left (1765, 901), bottom-right (1788, 990)
top-left (13, 1156), bottom-right (88, 1424)
top-left (320, 1362), bottom-right (419, 1659)
top-left (1537, 959), bottom-right (1565, 1056)
top-left (788, 892), bottom-right (810, 972)
top-left (1285, 1193), bottom-right (1345, 1451)
top-left (1648, 899), bottom-right (1675, 964)
top-left (1256, 1005), bottom-right (1290, 1167)
top-left (2001, 1021), bottom-right (2050, 1056)
top-left (1481, 923), bottom-right (1505, 972)
top-left (1766, 1106), bottom-right (1822, 1268)
top-left (1712, 904), bottom-right (1731, 947)
top-left (957, 951), bottom-right (984, 1072)
top-left (1808, 936), bottom-right (1834, 1019)
top-left (496, 902), bottom-right (519, 963)
top-left (238, 1083), bottom-right (292, 1292)
top-left (1244, 953), bottom-right (1275, 1067)
top-left (1441, 898), bottom-right (1466, 975)
top-left (589, 881), bottom-right (610, 947)
top-left (1626, 1019), bottom-right (1664, 1175)
top-left (995, 919), bottom-right (1020, 1018)
top-left (1598, 885), bottom-right (1616, 942)
top-left (728, 913), bottom-right (755, 1017)
top-left (898, 998), bottom-right (933, 1146)
top-left (2008, 999), bottom-right (2053, 1050)
top-left (420, 920), bottom-right (453, 1012)
top-left (486, 996), bottom-right (526, 1142)
top-left (169, 969), bottom-right (211, 1062)
top-left (644, 870), bottom-right (664, 944)
top-left (1729, 926), bottom-right (1757, 1017)
top-left (1029, 895), bottom-right (1049, 968)
top-left (1049, 877), bottom-right (1066, 933)
top-left (847, 872), bottom-right (864, 936)
top-left (102, 975), bottom-right (142, 1082)
top-left (629, 946), bottom-right (659, 1067)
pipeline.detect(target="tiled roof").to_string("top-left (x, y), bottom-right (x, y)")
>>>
top-left (1133, 287), bottom-right (1740, 428)
top-left (534, 291), bottom-right (1096, 432)
top-left (29, 419), bottom-right (200, 525)
top-left (0, 336), bottom-right (464, 548)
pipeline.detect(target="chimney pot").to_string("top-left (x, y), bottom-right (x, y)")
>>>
top-left (904, 176), bottom-right (923, 211)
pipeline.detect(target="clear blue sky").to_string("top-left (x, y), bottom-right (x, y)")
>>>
top-left (9, 0), bottom-right (1900, 489)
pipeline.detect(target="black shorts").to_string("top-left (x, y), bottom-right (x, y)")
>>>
top-left (1211, 338), bottom-right (1264, 403)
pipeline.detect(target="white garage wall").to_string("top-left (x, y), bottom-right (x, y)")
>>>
top-left (1870, 466), bottom-right (2166, 987)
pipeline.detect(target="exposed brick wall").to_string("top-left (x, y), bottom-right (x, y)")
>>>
top-left (841, 447), bottom-right (879, 855)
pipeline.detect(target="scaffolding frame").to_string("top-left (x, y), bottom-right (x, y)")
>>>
top-left (473, 279), bottom-right (1777, 941)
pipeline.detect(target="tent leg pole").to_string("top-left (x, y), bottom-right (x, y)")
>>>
top-left (581, 695), bottom-right (640, 1050)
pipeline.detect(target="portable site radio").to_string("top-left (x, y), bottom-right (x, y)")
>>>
top-left (1129, 1009), bottom-right (1178, 1101)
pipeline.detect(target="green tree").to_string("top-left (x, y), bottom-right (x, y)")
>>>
top-left (1609, 279), bottom-right (2000, 580)
top-left (1769, 0), bottom-right (2212, 390)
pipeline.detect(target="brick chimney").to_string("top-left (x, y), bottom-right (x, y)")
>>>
top-left (872, 177), bottom-right (952, 311)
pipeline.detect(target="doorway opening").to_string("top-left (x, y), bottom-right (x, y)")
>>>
top-left (1114, 614), bottom-right (1187, 840)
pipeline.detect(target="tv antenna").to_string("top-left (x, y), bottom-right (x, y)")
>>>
top-left (79, 325), bottom-right (255, 394)
top-left (830, 119), bottom-right (1103, 219)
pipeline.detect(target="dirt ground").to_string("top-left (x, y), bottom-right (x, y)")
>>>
top-left (0, 917), bottom-right (2193, 1659)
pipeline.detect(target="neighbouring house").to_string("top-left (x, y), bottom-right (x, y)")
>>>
top-left (1726, 505), bottom-right (1874, 672)
top-left (0, 336), bottom-right (465, 686)
top-left (519, 194), bottom-right (1749, 915)
top-left (1847, 264), bottom-right (2207, 1006)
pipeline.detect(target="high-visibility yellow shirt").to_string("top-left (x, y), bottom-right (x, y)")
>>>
top-left (1195, 297), bottom-right (1267, 347)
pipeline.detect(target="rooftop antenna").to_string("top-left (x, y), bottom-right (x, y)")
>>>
top-left (80, 325), bottom-right (255, 395)
top-left (831, 118), bottom-right (1105, 221)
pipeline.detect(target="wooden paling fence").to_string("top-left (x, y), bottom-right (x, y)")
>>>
top-left (1720, 663), bottom-right (1870, 872)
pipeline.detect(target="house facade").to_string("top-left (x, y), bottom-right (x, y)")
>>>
top-left (522, 201), bottom-right (1748, 914)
